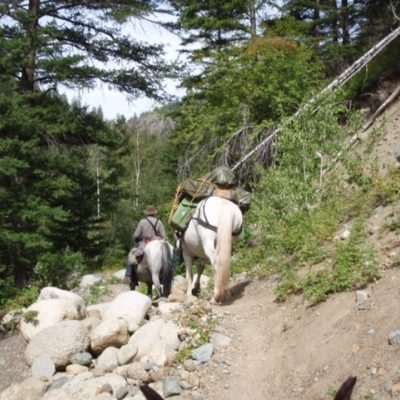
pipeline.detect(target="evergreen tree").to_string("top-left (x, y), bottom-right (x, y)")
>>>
top-left (0, 0), bottom-right (172, 97)
top-left (170, 0), bottom-right (251, 60)
top-left (0, 91), bottom-right (122, 294)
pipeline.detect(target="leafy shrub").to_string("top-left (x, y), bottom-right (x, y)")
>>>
top-left (4, 284), bottom-right (40, 312)
top-left (34, 249), bottom-right (86, 289)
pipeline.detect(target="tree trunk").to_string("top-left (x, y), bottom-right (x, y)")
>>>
top-left (20, 0), bottom-right (40, 92)
top-left (96, 161), bottom-right (101, 219)
top-left (313, 0), bottom-right (321, 38)
top-left (249, 0), bottom-right (257, 38)
top-left (133, 130), bottom-right (141, 209)
top-left (331, 0), bottom-right (339, 44)
top-left (341, 0), bottom-right (350, 45)
top-left (14, 242), bottom-right (26, 288)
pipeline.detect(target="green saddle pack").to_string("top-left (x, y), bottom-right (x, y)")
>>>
top-left (169, 197), bottom-right (197, 232)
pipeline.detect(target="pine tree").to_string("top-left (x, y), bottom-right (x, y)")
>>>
top-left (0, 0), bottom-right (172, 97)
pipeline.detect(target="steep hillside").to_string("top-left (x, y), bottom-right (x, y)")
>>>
top-left (195, 86), bottom-right (400, 400)
top-left (0, 85), bottom-right (399, 400)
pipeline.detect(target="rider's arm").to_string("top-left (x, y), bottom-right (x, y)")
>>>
top-left (158, 222), bottom-right (167, 240)
top-left (133, 221), bottom-right (143, 244)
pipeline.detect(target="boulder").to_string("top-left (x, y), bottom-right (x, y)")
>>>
top-left (90, 318), bottom-right (129, 355)
top-left (38, 287), bottom-right (86, 318)
top-left (0, 377), bottom-right (47, 400)
top-left (129, 318), bottom-right (180, 366)
top-left (117, 343), bottom-right (138, 366)
top-left (21, 299), bottom-right (85, 342)
top-left (63, 373), bottom-right (127, 399)
top-left (103, 291), bottom-right (151, 329)
top-left (31, 355), bottom-right (56, 379)
top-left (96, 347), bottom-right (119, 372)
top-left (79, 274), bottom-right (103, 289)
top-left (25, 320), bottom-right (90, 368)
top-left (86, 303), bottom-right (109, 319)
top-left (112, 269), bottom-right (126, 280)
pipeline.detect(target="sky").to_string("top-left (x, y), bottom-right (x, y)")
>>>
top-left (61, 19), bottom-right (185, 121)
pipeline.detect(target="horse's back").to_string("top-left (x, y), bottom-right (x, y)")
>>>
top-left (183, 196), bottom-right (243, 259)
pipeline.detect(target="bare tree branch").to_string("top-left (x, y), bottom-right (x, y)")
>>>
top-left (390, 0), bottom-right (400, 21)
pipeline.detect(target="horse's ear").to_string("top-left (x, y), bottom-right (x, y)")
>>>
top-left (140, 385), bottom-right (165, 400)
top-left (334, 376), bottom-right (357, 400)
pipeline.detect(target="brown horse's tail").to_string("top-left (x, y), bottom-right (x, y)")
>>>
top-left (214, 205), bottom-right (233, 303)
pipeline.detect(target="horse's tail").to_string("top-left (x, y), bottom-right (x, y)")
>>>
top-left (161, 241), bottom-right (174, 297)
top-left (215, 205), bottom-right (234, 302)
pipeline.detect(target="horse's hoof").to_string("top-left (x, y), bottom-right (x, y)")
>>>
top-left (210, 296), bottom-right (222, 305)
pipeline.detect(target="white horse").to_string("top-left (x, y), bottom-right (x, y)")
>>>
top-left (128, 239), bottom-right (174, 298)
top-left (181, 196), bottom-right (243, 304)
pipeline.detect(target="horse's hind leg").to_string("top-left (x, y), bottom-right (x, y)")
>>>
top-left (146, 283), bottom-right (153, 297)
top-left (183, 250), bottom-right (194, 297)
top-left (151, 271), bottom-right (163, 298)
top-left (192, 260), bottom-right (206, 296)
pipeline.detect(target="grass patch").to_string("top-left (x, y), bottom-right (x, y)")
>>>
top-left (175, 302), bottom-right (216, 364)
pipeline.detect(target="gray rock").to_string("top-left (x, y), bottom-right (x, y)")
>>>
top-left (25, 320), bottom-right (90, 368)
top-left (97, 347), bottom-right (119, 372)
top-left (117, 343), bottom-right (138, 366)
top-left (31, 355), bottom-right (56, 379)
top-left (389, 330), bottom-right (400, 345)
top-left (191, 343), bottom-right (213, 363)
top-left (142, 361), bottom-right (156, 371)
top-left (48, 377), bottom-right (70, 391)
top-left (0, 377), bottom-right (47, 400)
top-left (183, 359), bottom-right (197, 372)
top-left (210, 333), bottom-right (231, 349)
top-left (115, 385), bottom-right (129, 400)
top-left (70, 351), bottom-right (93, 366)
top-left (101, 383), bottom-right (113, 394)
top-left (356, 290), bottom-right (368, 308)
top-left (162, 376), bottom-right (182, 398)
top-left (126, 363), bottom-right (149, 381)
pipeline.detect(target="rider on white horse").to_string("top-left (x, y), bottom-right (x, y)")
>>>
top-left (125, 205), bottom-right (167, 288)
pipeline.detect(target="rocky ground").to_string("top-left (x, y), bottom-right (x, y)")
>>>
top-left (0, 86), bottom-right (399, 400)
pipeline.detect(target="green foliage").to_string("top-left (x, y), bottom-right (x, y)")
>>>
top-left (22, 310), bottom-right (39, 326)
top-left (0, 1), bottom-right (172, 96)
top-left (169, 37), bottom-right (325, 176)
top-left (374, 168), bottom-right (400, 206)
top-left (3, 285), bottom-right (39, 312)
top-left (0, 91), bottom-right (125, 305)
top-left (171, 0), bottom-right (250, 58)
top-left (235, 90), bottom-right (387, 305)
top-left (34, 250), bottom-right (86, 289)
top-left (341, 38), bottom-right (400, 103)
top-left (86, 281), bottom-right (111, 306)
top-left (175, 302), bottom-right (215, 363)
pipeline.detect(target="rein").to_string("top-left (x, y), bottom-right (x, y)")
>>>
top-left (192, 198), bottom-right (242, 236)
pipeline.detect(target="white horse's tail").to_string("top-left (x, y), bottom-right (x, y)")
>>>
top-left (161, 241), bottom-right (174, 297)
top-left (215, 206), bottom-right (234, 302)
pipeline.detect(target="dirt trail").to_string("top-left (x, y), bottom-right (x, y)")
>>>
top-left (198, 268), bottom-right (400, 400)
